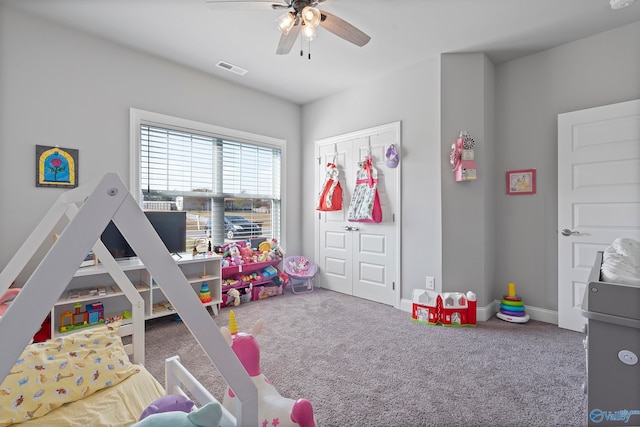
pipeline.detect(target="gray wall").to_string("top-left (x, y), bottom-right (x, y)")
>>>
top-left (301, 58), bottom-right (443, 302)
top-left (441, 53), bottom-right (496, 306)
top-left (494, 21), bottom-right (640, 310)
top-left (0, 6), bottom-right (302, 272)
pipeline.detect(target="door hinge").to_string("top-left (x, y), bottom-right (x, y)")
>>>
top-left (393, 213), bottom-right (395, 222)
top-left (318, 212), bottom-right (321, 220)
top-left (318, 156), bottom-right (321, 165)
top-left (392, 281), bottom-right (395, 290)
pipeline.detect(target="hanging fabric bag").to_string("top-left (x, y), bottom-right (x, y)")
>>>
top-left (316, 162), bottom-right (343, 211)
top-left (347, 157), bottom-right (382, 223)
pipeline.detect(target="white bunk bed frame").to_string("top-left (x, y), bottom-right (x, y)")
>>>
top-left (0, 173), bottom-right (258, 426)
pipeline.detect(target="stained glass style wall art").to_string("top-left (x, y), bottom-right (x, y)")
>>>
top-left (36, 145), bottom-right (78, 188)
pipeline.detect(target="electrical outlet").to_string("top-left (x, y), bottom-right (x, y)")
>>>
top-left (426, 276), bottom-right (435, 290)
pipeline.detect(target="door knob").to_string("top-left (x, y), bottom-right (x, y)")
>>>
top-left (561, 228), bottom-right (580, 236)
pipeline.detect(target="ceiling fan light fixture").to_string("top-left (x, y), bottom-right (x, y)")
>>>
top-left (302, 24), bottom-right (317, 41)
top-left (301, 6), bottom-right (321, 28)
top-left (276, 11), bottom-right (295, 34)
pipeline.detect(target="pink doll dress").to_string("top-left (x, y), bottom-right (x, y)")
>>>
top-left (347, 157), bottom-right (382, 223)
top-left (316, 163), bottom-right (343, 211)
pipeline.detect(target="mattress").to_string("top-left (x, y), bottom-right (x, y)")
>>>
top-left (14, 365), bottom-right (164, 427)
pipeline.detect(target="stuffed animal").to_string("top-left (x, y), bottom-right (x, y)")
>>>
top-left (240, 241), bottom-right (254, 265)
top-left (226, 288), bottom-right (241, 307)
top-left (258, 240), bottom-right (272, 254)
top-left (228, 243), bottom-right (243, 266)
top-left (259, 251), bottom-right (272, 262)
top-left (138, 395), bottom-right (195, 421)
top-left (270, 239), bottom-right (284, 259)
top-left (131, 402), bottom-right (222, 427)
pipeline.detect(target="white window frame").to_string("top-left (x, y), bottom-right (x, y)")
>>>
top-left (129, 108), bottom-right (287, 246)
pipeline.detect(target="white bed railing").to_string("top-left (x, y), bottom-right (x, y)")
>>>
top-left (165, 355), bottom-right (238, 427)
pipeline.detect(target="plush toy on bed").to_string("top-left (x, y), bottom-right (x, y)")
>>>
top-left (138, 394), bottom-right (195, 421)
top-left (131, 401), bottom-right (222, 427)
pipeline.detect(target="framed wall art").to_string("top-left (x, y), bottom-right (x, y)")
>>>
top-left (36, 145), bottom-right (78, 188)
top-left (506, 169), bottom-right (536, 195)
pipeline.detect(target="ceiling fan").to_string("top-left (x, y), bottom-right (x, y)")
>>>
top-left (205, 0), bottom-right (371, 56)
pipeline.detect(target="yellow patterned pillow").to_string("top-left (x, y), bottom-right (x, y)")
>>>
top-left (0, 323), bottom-right (139, 426)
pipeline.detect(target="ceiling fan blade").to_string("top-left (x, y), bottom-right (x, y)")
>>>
top-left (319, 10), bottom-right (371, 47)
top-left (205, 0), bottom-right (289, 10)
top-left (276, 22), bottom-right (301, 55)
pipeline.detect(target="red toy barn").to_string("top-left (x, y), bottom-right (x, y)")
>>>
top-left (412, 290), bottom-right (477, 327)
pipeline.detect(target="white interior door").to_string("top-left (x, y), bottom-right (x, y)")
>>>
top-left (317, 142), bottom-right (352, 296)
top-left (315, 122), bottom-right (401, 307)
top-left (557, 99), bottom-right (640, 332)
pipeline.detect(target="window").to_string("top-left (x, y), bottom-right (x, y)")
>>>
top-left (130, 109), bottom-right (284, 251)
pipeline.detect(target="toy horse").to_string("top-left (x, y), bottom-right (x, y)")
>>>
top-left (220, 311), bottom-right (316, 427)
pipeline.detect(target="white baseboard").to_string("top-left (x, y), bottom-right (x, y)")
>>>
top-left (519, 304), bottom-right (558, 324)
top-left (399, 298), bottom-right (413, 313)
top-left (400, 298), bottom-right (558, 325)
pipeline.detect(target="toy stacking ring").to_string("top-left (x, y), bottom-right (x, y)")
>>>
top-left (501, 298), bottom-right (524, 307)
top-left (500, 304), bottom-right (525, 313)
top-left (497, 282), bottom-right (529, 323)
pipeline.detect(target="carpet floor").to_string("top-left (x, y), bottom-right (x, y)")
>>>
top-left (143, 287), bottom-right (588, 427)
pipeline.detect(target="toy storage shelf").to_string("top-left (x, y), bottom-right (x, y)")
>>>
top-left (51, 253), bottom-right (221, 338)
top-left (221, 258), bottom-right (285, 308)
top-left (222, 259), bottom-right (281, 277)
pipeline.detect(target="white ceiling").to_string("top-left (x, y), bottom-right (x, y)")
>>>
top-left (3, 0), bottom-right (640, 104)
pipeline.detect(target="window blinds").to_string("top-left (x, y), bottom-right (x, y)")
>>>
top-left (140, 124), bottom-right (281, 200)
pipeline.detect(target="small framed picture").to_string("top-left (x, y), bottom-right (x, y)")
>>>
top-left (36, 145), bottom-right (78, 188)
top-left (506, 169), bottom-right (536, 195)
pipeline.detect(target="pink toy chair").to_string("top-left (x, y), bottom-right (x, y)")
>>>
top-left (283, 256), bottom-right (317, 294)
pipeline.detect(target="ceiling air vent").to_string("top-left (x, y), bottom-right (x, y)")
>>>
top-left (215, 60), bottom-right (248, 76)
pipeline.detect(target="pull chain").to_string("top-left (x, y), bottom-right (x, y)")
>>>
top-left (299, 33), bottom-right (312, 60)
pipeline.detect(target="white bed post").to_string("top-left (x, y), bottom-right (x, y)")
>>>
top-left (165, 355), bottom-right (238, 427)
top-left (0, 173), bottom-right (258, 426)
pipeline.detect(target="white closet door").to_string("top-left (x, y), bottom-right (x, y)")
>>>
top-left (315, 122), bottom-right (401, 307)
top-left (317, 141), bottom-right (353, 296)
